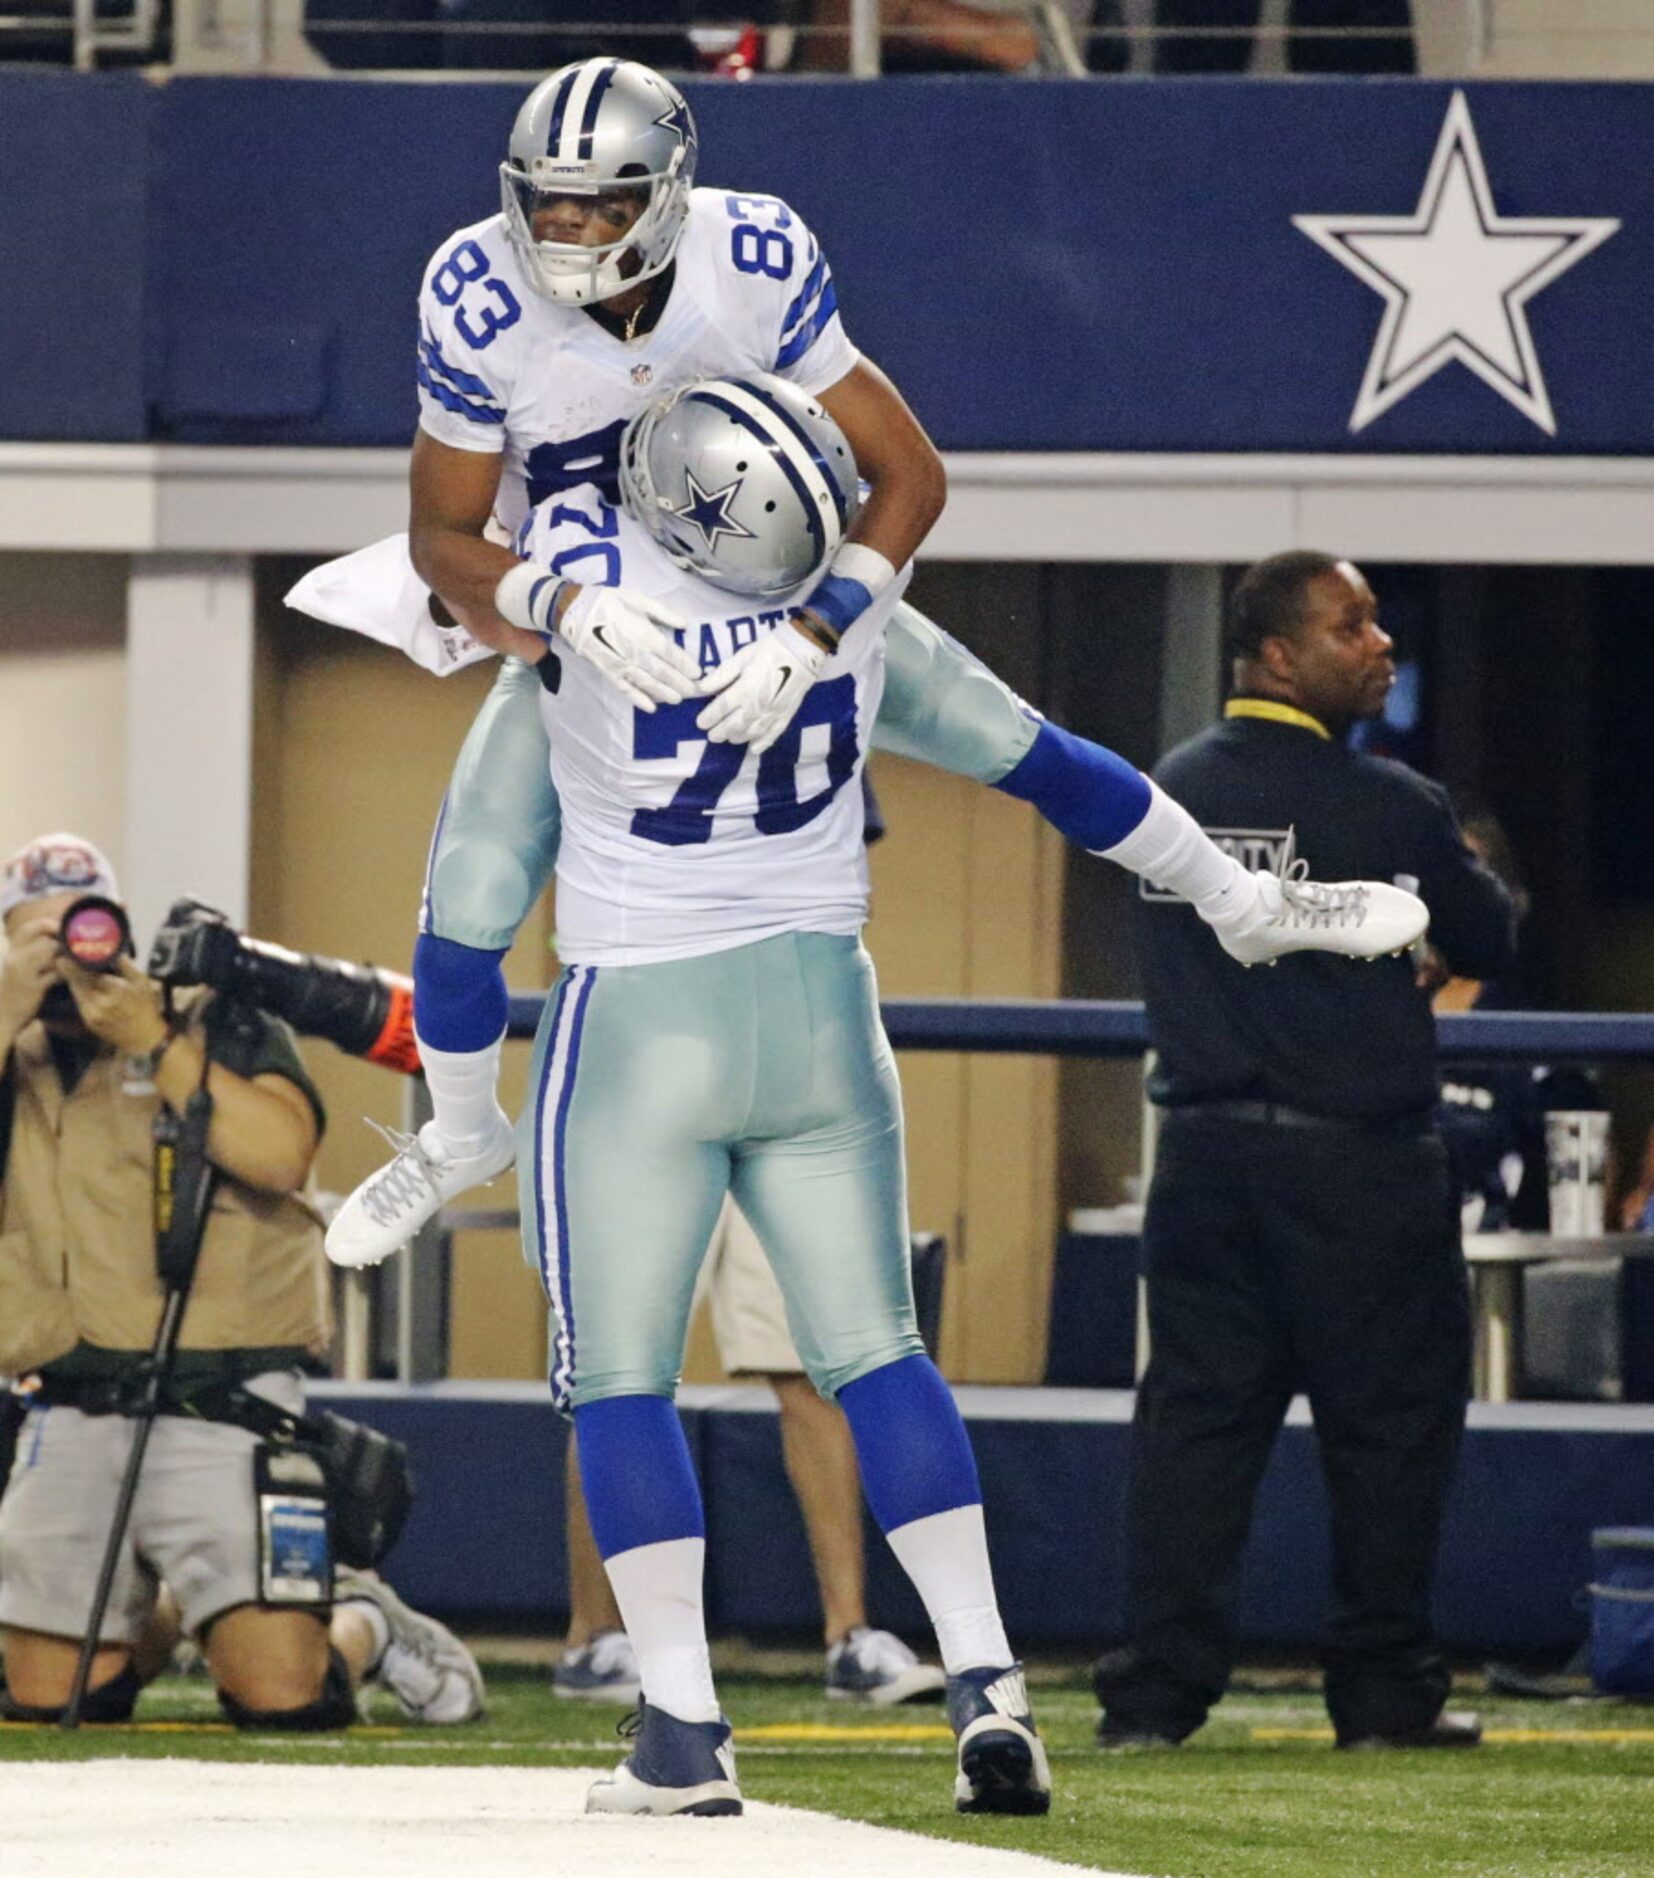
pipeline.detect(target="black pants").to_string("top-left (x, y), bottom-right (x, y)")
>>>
top-left (1097, 1111), bottom-right (1470, 1743)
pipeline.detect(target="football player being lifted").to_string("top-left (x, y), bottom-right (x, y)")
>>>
top-left (328, 57), bottom-right (1427, 1269)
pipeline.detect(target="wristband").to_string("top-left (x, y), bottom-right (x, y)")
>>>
top-left (494, 562), bottom-right (569, 639)
top-left (801, 545), bottom-right (898, 640)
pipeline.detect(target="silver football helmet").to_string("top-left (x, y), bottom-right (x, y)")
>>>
top-left (500, 58), bottom-right (697, 307)
top-left (620, 375), bottom-right (861, 598)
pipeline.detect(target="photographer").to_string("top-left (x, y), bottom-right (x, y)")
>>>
top-left (0, 832), bottom-right (481, 1730)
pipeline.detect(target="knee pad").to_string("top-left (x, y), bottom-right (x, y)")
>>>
top-left (217, 1645), bottom-right (356, 1733)
top-left (0, 1658), bottom-right (143, 1724)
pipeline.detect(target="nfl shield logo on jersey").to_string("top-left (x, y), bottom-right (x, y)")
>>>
top-left (631, 363), bottom-right (654, 387)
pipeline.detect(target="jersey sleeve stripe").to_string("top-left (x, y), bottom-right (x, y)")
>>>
top-left (418, 328), bottom-right (504, 407)
top-left (416, 358), bottom-right (506, 426)
top-left (781, 245), bottom-right (827, 339)
top-left (774, 279), bottom-right (841, 371)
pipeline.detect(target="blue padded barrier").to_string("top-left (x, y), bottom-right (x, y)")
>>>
top-left (507, 993), bottom-right (1654, 1063)
top-left (0, 73), bottom-right (152, 442)
top-left (3, 74), bottom-right (1653, 451)
top-left (309, 1382), bottom-right (1654, 1653)
top-left (305, 1381), bottom-right (698, 1618)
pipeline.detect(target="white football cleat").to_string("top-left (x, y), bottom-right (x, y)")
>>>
top-left (1210, 832), bottom-right (1427, 968)
top-left (324, 1110), bottom-right (516, 1269)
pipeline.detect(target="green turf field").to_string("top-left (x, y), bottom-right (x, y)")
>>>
top-left (4, 1663), bottom-right (1652, 1878)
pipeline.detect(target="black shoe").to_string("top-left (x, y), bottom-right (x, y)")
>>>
top-left (1337, 1710), bottom-right (1482, 1752)
top-left (947, 1664), bottom-right (1052, 1815)
top-left (1096, 1721), bottom-right (1181, 1752)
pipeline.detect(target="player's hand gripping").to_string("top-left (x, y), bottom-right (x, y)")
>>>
top-left (556, 585), bottom-right (699, 712)
top-left (696, 620), bottom-right (828, 754)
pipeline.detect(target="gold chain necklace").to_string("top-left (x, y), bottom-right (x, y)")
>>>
top-left (623, 296), bottom-right (646, 343)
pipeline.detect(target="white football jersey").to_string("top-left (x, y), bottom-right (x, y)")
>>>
top-left (416, 189), bottom-right (858, 537)
top-left (522, 488), bottom-right (910, 967)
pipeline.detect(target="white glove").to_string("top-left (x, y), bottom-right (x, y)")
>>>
top-left (696, 622), bottom-right (828, 754)
top-left (555, 585), bottom-right (699, 711)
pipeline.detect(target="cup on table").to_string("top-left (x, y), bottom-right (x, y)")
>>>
top-left (1545, 1110), bottom-right (1609, 1236)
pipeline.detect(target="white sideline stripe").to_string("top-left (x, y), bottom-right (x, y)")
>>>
top-left (0, 1759), bottom-right (1137, 1878)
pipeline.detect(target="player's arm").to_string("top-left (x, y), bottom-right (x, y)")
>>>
top-left (410, 431), bottom-right (696, 706)
top-left (409, 430), bottom-right (546, 664)
top-left (696, 364), bottom-right (944, 751)
top-left (815, 357), bottom-right (947, 621)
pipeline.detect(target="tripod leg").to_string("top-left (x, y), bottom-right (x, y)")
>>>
top-left (58, 1410), bottom-right (158, 1730)
top-left (58, 1289), bottom-right (188, 1731)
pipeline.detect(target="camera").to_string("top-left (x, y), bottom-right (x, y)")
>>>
top-left (59, 895), bottom-right (133, 973)
top-left (147, 899), bottom-right (419, 1073)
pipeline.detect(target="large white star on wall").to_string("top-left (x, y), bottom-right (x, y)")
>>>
top-left (1293, 90), bottom-right (1619, 435)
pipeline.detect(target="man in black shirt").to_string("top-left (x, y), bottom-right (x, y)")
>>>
top-left (1095, 551), bottom-right (1517, 1752)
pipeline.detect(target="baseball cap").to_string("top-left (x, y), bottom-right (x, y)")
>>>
top-left (0, 833), bottom-right (122, 920)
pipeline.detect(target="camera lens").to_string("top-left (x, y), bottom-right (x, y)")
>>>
top-left (60, 895), bottom-right (131, 972)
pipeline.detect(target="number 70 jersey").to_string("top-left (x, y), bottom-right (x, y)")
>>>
top-left (526, 491), bottom-right (910, 968)
top-left (417, 188), bottom-right (856, 538)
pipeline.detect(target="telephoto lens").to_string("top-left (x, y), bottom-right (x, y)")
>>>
top-left (59, 895), bottom-right (132, 972)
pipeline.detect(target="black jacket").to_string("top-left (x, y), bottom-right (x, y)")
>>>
top-left (1134, 712), bottom-right (1518, 1121)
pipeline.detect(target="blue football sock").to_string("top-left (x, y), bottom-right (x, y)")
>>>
top-left (994, 720), bottom-right (1152, 852)
top-left (838, 1354), bottom-right (982, 1532)
top-left (576, 1395), bottom-right (705, 1559)
top-left (413, 932), bottom-right (509, 1052)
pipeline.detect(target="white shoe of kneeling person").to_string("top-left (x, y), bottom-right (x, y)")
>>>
top-left (334, 1566), bottom-right (485, 1724)
top-left (324, 1110), bottom-right (516, 1269)
top-left (1209, 833), bottom-right (1428, 968)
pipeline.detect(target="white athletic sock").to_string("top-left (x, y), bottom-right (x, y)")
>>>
top-left (885, 1505), bottom-right (1012, 1675)
top-left (413, 1031), bottom-right (508, 1153)
top-left (1097, 782), bottom-right (1256, 930)
top-left (337, 1596), bottom-right (391, 1671)
top-left (603, 1537), bottom-right (719, 1724)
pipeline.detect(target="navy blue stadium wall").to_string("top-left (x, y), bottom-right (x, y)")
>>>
top-left (2, 71), bottom-right (1648, 451)
top-left (311, 1383), bottom-right (1654, 1656)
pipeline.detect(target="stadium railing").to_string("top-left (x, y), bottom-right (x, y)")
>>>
top-left (5, 0), bottom-right (1434, 81)
top-left (351, 997), bottom-right (1654, 1383)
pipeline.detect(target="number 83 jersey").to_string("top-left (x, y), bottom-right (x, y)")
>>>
top-left (417, 189), bottom-right (856, 538)
top-left (523, 489), bottom-right (911, 968)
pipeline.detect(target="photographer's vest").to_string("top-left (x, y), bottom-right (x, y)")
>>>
top-left (0, 998), bottom-right (330, 1376)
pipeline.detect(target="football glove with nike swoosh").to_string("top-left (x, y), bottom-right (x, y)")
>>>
top-left (557, 585), bottom-right (699, 711)
top-left (696, 621), bottom-right (827, 754)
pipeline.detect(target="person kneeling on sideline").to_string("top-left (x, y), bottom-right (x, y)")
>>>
top-left (0, 834), bottom-right (482, 1729)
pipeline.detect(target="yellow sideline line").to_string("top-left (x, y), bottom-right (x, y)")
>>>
top-left (740, 1723), bottom-right (954, 1743)
top-left (1255, 1726), bottom-right (1654, 1745)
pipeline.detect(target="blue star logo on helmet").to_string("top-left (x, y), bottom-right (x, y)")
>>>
top-left (652, 97), bottom-right (696, 153)
top-left (671, 470), bottom-right (757, 554)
